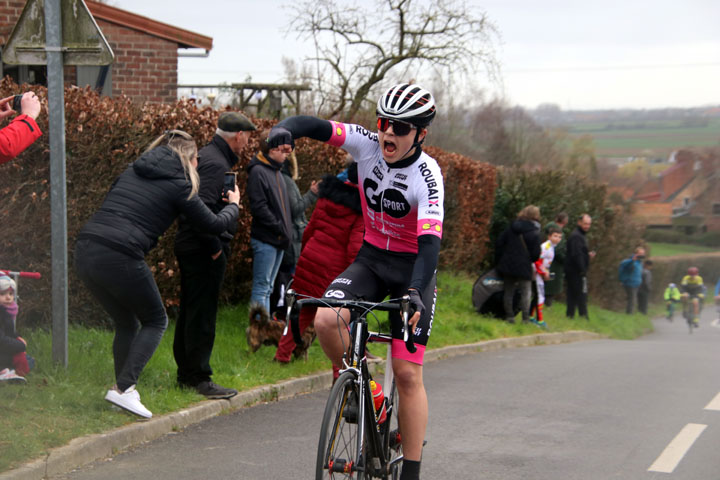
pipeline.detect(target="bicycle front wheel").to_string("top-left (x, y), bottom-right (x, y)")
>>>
top-left (316, 371), bottom-right (370, 479)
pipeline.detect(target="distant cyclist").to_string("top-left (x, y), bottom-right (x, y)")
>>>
top-left (267, 83), bottom-right (442, 480)
top-left (680, 267), bottom-right (705, 327)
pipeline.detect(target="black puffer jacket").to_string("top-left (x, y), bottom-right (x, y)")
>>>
top-left (78, 146), bottom-right (239, 259)
top-left (174, 135), bottom-right (239, 256)
top-left (246, 152), bottom-right (292, 249)
top-left (495, 219), bottom-right (541, 280)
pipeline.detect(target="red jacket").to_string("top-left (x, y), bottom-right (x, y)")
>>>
top-left (291, 176), bottom-right (364, 298)
top-left (0, 115), bottom-right (42, 165)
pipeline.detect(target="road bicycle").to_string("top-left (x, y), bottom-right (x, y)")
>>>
top-left (285, 290), bottom-right (415, 479)
top-left (682, 295), bottom-right (701, 334)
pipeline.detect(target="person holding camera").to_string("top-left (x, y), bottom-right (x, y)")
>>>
top-left (173, 112), bottom-right (255, 400)
top-left (75, 130), bottom-right (241, 419)
top-left (618, 247), bottom-right (647, 314)
top-left (0, 92), bottom-right (42, 165)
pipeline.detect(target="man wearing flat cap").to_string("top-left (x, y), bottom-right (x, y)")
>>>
top-left (173, 111), bottom-right (256, 399)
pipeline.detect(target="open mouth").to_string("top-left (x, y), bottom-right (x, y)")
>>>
top-left (383, 139), bottom-right (397, 155)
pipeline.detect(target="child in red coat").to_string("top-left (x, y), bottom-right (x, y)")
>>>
top-left (274, 163), bottom-right (363, 363)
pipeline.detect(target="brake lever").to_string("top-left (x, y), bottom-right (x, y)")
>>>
top-left (400, 294), bottom-right (417, 354)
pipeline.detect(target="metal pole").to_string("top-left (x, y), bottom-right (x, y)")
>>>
top-left (45, 0), bottom-right (68, 367)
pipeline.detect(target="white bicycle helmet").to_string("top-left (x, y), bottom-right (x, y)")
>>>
top-left (376, 83), bottom-right (436, 127)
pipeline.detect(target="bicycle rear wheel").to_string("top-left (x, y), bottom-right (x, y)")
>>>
top-left (384, 380), bottom-right (403, 480)
top-left (316, 371), bottom-right (370, 479)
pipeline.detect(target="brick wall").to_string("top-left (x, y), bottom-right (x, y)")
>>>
top-left (95, 19), bottom-right (177, 103)
top-left (0, 0), bottom-right (24, 43)
top-left (1, 1), bottom-right (179, 103)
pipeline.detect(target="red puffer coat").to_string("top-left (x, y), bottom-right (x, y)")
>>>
top-left (275, 174), bottom-right (363, 362)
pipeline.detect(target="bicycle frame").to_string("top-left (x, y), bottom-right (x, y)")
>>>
top-left (287, 292), bottom-right (413, 479)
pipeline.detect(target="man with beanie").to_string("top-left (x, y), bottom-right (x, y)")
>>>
top-left (173, 112), bottom-right (256, 399)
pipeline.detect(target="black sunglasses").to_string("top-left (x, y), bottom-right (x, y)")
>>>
top-left (377, 117), bottom-right (416, 137)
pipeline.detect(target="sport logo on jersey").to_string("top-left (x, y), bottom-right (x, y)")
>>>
top-left (364, 178), bottom-right (411, 218)
top-left (324, 290), bottom-right (346, 299)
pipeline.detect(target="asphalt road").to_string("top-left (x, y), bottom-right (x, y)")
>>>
top-left (57, 305), bottom-right (720, 479)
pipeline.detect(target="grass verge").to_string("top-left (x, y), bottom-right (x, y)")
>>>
top-left (648, 242), bottom-right (717, 257)
top-left (0, 271), bottom-right (652, 472)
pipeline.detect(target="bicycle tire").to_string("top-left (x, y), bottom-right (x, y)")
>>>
top-left (384, 380), bottom-right (403, 480)
top-left (316, 371), bottom-right (371, 479)
top-left (684, 303), bottom-right (694, 334)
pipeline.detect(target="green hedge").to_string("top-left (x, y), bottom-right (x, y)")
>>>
top-left (488, 168), bottom-right (646, 311)
top-left (644, 228), bottom-right (720, 247)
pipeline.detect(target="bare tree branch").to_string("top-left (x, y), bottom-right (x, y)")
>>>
top-left (287, 0), bottom-right (499, 120)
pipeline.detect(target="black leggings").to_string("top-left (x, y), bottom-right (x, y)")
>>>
top-left (75, 239), bottom-right (168, 391)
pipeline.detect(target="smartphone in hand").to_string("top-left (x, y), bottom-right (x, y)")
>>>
top-left (223, 172), bottom-right (237, 197)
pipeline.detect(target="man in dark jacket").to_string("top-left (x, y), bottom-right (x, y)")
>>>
top-left (496, 205), bottom-right (542, 323)
top-left (247, 132), bottom-right (293, 321)
top-left (173, 112), bottom-right (255, 399)
top-left (564, 213), bottom-right (594, 319)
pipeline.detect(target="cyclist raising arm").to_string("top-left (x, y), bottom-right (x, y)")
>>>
top-left (268, 84), bottom-right (442, 480)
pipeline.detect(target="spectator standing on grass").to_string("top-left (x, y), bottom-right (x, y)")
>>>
top-left (173, 112), bottom-right (256, 400)
top-left (75, 130), bottom-right (240, 419)
top-left (530, 226), bottom-right (562, 328)
top-left (543, 212), bottom-right (568, 307)
top-left (0, 92), bottom-right (42, 165)
top-left (269, 151), bottom-right (319, 321)
top-left (618, 247), bottom-right (647, 314)
top-left (495, 205), bottom-right (542, 324)
top-left (565, 213), bottom-right (595, 320)
top-left (246, 130), bottom-right (292, 324)
top-left (273, 162), bottom-right (363, 364)
top-left (637, 260), bottom-right (653, 315)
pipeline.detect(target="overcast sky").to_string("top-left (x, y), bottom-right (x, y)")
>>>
top-left (113, 0), bottom-right (720, 111)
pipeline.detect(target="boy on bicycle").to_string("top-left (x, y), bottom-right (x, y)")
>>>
top-left (680, 267), bottom-right (704, 327)
top-left (663, 282), bottom-right (681, 321)
top-left (268, 83), bottom-right (442, 480)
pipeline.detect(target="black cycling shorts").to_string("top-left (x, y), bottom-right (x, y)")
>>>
top-left (323, 243), bottom-right (437, 365)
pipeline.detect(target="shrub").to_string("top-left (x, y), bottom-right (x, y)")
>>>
top-left (0, 80), bottom-right (497, 327)
top-left (487, 168), bottom-right (645, 311)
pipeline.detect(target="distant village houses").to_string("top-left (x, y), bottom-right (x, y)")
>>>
top-left (631, 149), bottom-right (720, 233)
top-left (0, 0), bottom-right (212, 103)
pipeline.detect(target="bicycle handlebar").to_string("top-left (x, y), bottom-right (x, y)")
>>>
top-left (0, 270), bottom-right (42, 279)
top-left (284, 290), bottom-right (416, 354)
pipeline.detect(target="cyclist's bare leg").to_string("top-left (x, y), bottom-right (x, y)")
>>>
top-left (693, 297), bottom-right (700, 316)
top-left (392, 357), bottom-right (427, 462)
top-left (314, 306), bottom-right (351, 367)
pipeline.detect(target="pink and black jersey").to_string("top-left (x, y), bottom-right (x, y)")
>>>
top-left (326, 121), bottom-right (444, 254)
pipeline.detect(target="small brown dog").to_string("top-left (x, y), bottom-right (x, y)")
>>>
top-left (292, 324), bottom-right (316, 360)
top-left (246, 305), bottom-right (285, 353)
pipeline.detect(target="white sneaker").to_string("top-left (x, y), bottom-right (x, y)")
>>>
top-left (0, 368), bottom-right (26, 384)
top-left (104, 385), bottom-right (152, 418)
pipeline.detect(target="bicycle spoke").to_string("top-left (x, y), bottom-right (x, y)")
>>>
top-left (317, 372), bottom-right (369, 479)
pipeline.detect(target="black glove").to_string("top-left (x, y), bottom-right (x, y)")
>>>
top-left (267, 126), bottom-right (295, 150)
top-left (407, 288), bottom-right (425, 317)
